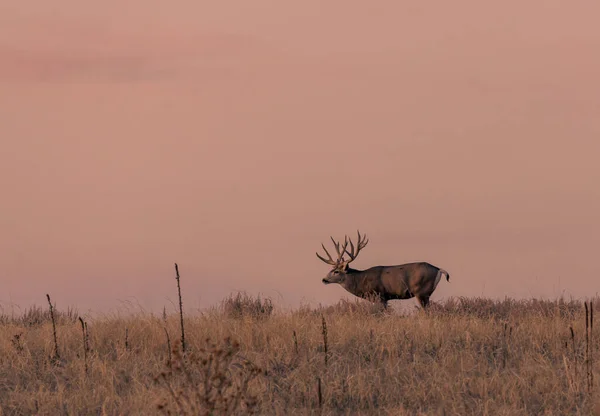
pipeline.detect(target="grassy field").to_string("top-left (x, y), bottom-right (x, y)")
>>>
top-left (0, 294), bottom-right (598, 415)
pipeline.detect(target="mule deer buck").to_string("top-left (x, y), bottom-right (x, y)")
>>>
top-left (316, 231), bottom-right (450, 309)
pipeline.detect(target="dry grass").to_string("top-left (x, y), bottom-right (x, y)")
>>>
top-left (1, 296), bottom-right (599, 415)
top-left (219, 292), bottom-right (274, 320)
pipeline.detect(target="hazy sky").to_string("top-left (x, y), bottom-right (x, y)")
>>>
top-left (1, 1), bottom-right (599, 313)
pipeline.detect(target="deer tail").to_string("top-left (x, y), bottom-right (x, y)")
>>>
top-left (439, 269), bottom-right (450, 282)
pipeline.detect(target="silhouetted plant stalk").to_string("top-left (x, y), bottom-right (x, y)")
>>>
top-left (163, 327), bottom-right (172, 365)
top-left (174, 263), bottom-right (186, 353)
top-left (79, 317), bottom-right (88, 374)
top-left (570, 326), bottom-right (577, 372)
top-left (502, 322), bottom-right (513, 369)
top-left (562, 325), bottom-right (580, 393)
top-left (592, 301), bottom-right (594, 390)
top-left (586, 302), bottom-right (590, 391)
top-left (321, 314), bottom-right (328, 367)
top-left (585, 301), bottom-right (594, 392)
top-left (292, 330), bottom-right (299, 355)
top-left (46, 294), bottom-right (60, 362)
top-left (317, 377), bottom-right (323, 410)
top-left (84, 321), bottom-right (90, 353)
top-left (125, 328), bottom-right (130, 352)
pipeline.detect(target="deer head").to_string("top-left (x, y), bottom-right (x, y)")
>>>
top-left (316, 230), bottom-right (369, 285)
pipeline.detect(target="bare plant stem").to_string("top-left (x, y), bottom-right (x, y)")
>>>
top-left (79, 317), bottom-right (88, 374)
top-left (84, 322), bottom-right (90, 353)
top-left (46, 294), bottom-right (60, 361)
top-left (321, 314), bottom-right (328, 368)
top-left (164, 327), bottom-right (172, 365)
top-left (585, 301), bottom-right (594, 392)
top-left (586, 302), bottom-right (590, 392)
top-left (293, 330), bottom-right (299, 355)
top-left (175, 263), bottom-right (186, 353)
top-left (317, 377), bottom-right (323, 409)
top-left (591, 301), bottom-right (594, 390)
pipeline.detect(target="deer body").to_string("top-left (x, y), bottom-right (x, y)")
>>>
top-left (317, 231), bottom-right (450, 309)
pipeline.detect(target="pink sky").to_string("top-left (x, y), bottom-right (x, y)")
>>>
top-left (1, 1), bottom-right (600, 313)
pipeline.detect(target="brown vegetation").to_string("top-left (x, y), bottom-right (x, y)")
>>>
top-left (0, 296), bottom-right (599, 415)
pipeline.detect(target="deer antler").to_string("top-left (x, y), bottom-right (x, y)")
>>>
top-left (316, 243), bottom-right (336, 265)
top-left (344, 230), bottom-right (369, 263)
top-left (316, 236), bottom-right (349, 266)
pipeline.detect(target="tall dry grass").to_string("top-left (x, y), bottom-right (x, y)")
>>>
top-left (0, 296), bottom-right (599, 415)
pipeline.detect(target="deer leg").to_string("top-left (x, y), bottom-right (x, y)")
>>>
top-left (416, 295), bottom-right (430, 309)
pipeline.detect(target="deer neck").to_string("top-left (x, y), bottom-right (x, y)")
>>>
top-left (341, 268), bottom-right (366, 295)
top-left (344, 267), bottom-right (361, 275)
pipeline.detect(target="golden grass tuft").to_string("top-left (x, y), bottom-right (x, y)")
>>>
top-left (0, 295), bottom-right (598, 415)
top-left (219, 292), bottom-right (274, 320)
top-left (155, 336), bottom-right (263, 415)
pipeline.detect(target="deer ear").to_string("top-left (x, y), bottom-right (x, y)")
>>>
top-left (340, 261), bottom-right (349, 271)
